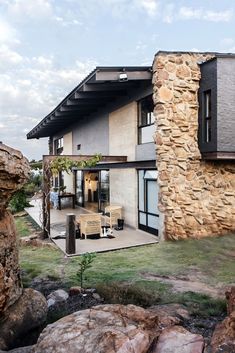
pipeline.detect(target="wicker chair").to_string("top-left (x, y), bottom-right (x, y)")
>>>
top-left (104, 205), bottom-right (122, 229)
top-left (78, 213), bottom-right (102, 239)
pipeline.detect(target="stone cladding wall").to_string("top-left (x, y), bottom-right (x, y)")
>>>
top-left (152, 52), bottom-right (235, 240)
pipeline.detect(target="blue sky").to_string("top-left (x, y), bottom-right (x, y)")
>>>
top-left (0, 0), bottom-right (235, 160)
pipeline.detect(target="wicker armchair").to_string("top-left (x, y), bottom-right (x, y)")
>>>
top-left (78, 213), bottom-right (102, 239)
top-left (104, 205), bottom-right (122, 229)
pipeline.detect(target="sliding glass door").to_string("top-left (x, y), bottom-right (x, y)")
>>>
top-left (75, 170), bottom-right (84, 207)
top-left (138, 170), bottom-right (159, 235)
top-left (98, 170), bottom-right (110, 213)
top-left (75, 169), bottom-right (110, 212)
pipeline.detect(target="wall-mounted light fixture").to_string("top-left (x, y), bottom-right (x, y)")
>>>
top-left (119, 73), bottom-right (128, 82)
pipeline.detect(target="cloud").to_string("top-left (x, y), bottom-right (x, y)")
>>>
top-left (178, 7), bottom-right (233, 22)
top-left (0, 45), bottom-right (23, 68)
top-left (0, 51), bottom-right (98, 159)
top-left (0, 19), bottom-right (20, 45)
top-left (7, 0), bottom-right (53, 21)
top-left (138, 0), bottom-right (159, 17)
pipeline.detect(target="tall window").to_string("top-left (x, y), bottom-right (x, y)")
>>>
top-left (138, 95), bottom-right (155, 144)
top-left (54, 137), bottom-right (63, 155)
top-left (204, 90), bottom-right (212, 143)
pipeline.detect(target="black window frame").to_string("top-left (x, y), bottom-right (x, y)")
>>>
top-left (138, 95), bottom-right (155, 144)
top-left (54, 137), bottom-right (64, 155)
top-left (203, 90), bottom-right (212, 143)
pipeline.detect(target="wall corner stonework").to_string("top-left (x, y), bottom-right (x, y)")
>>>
top-left (152, 52), bottom-right (235, 240)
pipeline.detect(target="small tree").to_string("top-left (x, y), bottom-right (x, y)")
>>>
top-left (76, 252), bottom-right (96, 291)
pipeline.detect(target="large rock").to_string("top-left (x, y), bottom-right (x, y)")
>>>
top-left (225, 286), bottom-right (235, 315)
top-left (0, 143), bottom-right (30, 211)
top-left (0, 144), bottom-right (30, 314)
top-left (210, 311), bottom-right (235, 353)
top-left (151, 325), bottom-right (204, 353)
top-left (0, 288), bottom-right (47, 350)
top-left (32, 304), bottom-right (160, 353)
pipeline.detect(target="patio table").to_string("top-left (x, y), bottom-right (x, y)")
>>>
top-left (58, 193), bottom-right (75, 210)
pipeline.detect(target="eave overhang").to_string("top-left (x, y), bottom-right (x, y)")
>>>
top-left (27, 66), bottom-right (152, 139)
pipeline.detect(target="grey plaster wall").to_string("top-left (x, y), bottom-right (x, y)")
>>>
top-left (217, 58), bottom-right (235, 152)
top-left (135, 142), bottom-right (156, 161)
top-left (72, 113), bottom-right (109, 155)
top-left (198, 59), bottom-right (217, 153)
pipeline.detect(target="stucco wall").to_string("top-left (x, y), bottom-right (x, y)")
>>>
top-left (109, 102), bottom-right (137, 161)
top-left (72, 113), bottom-right (109, 155)
top-left (153, 52), bottom-right (235, 240)
top-left (109, 168), bottom-right (137, 228)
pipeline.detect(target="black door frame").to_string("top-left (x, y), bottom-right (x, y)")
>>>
top-left (138, 169), bottom-right (159, 236)
top-left (75, 169), bottom-right (110, 213)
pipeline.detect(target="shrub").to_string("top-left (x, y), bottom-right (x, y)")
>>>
top-left (96, 282), bottom-right (160, 307)
top-left (9, 189), bottom-right (31, 213)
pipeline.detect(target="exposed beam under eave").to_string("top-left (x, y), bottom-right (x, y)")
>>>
top-left (71, 90), bottom-right (127, 100)
top-left (81, 82), bottom-right (135, 92)
top-left (95, 70), bottom-right (152, 82)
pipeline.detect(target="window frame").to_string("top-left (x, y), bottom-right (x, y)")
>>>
top-left (203, 90), bottom-right (212, 143)
top-left (54, 137), bottom-right (64, 155)
top-left (138, 95), bottom-right (155, 145)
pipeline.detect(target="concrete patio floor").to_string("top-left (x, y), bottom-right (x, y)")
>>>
top-left (25, 198), bottom-right (159, 256)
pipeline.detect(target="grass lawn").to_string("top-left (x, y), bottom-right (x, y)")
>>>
top-left (17, 216), bottom-right (235, 316)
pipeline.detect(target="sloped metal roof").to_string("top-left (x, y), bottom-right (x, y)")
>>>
top-left (27, 66), bottom-right (152, 139)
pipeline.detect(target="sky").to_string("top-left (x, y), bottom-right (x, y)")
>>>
top-left (1, 0), bottom-right (235, 160)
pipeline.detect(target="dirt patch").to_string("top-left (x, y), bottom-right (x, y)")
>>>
top-left (140, 272), bottom-right (227, 298)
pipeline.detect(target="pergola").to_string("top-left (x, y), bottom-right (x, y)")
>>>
top-left (42, 154), bottom-right (127, 237)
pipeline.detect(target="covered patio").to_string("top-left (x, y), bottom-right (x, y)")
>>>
top-left (25, 199), bottom-right (158, 256)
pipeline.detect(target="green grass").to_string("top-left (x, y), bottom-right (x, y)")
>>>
top-left (17, 217), bottom-right (235, 316)
top-left (15, 217), bottom-right (31, 237)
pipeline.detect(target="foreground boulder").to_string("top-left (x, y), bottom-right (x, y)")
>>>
top-left (0, 288), bottom-right (47, 350)
top-left (0, 143), bottom-right (30, 313)
top-left (151, 325), bottom-right (204, 353)
top-left (210, 311), bottom-right (235, 353)
top-left (0, 144), bottom-right (47, 351)
top-left (32, 304), bottom-right (160, 353)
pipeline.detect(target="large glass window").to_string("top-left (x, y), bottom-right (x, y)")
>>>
top-left (138, 95), bottom-right (155, 144)
top-left (54, 137), bottom-right (63, 155)
top-left (204, 90), bottom-right (212, 143)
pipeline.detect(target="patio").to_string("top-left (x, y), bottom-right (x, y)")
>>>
top-left (25, 198), bottom-right (159, 256)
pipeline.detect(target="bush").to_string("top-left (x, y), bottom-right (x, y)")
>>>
top-left (96, 282), bottom-right (160, 307)
top-left (9, 189), bottom-right (31, 213)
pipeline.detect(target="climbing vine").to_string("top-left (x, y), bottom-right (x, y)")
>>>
top-left (50, 154), bottom-right (102, 176)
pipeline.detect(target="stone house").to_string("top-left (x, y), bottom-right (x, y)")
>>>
top-left (27, 51), bottom-right (235, 240)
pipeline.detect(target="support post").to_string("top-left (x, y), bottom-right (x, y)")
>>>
top-left (66, 213), bottom-right (76, 254)
top-left (42, 158), bottom-right (51, 238)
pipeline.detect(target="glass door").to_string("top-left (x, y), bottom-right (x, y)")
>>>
top-left (138, 169), bottom-right (159, 236)
top-left (75, 170), bottom-right (84, 207)
top-left (98, 170), bottom-right (110, 213)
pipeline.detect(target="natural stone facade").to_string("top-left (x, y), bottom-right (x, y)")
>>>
top-left (0, 143), bottom-right (30, 313)
top-left (152, 52), bottom-right (235, 240)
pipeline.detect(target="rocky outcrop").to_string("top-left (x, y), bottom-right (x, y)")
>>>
top-left (152, 52), bottom-right (235, 240)
top-left (210, 311), bottom-right (235, 353)
top-left (0, 143), bottom-right (30, 313)
top-left (0, 288), bottom-right (47, 350)
top-left (0, 144), bottom-right (47, 351)
top-left (226, 286), bottom-right (235, 315)
top-left (33, 304), bottom-right (160, 353)
top-left (151, 325), bottom-right (204, 353)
